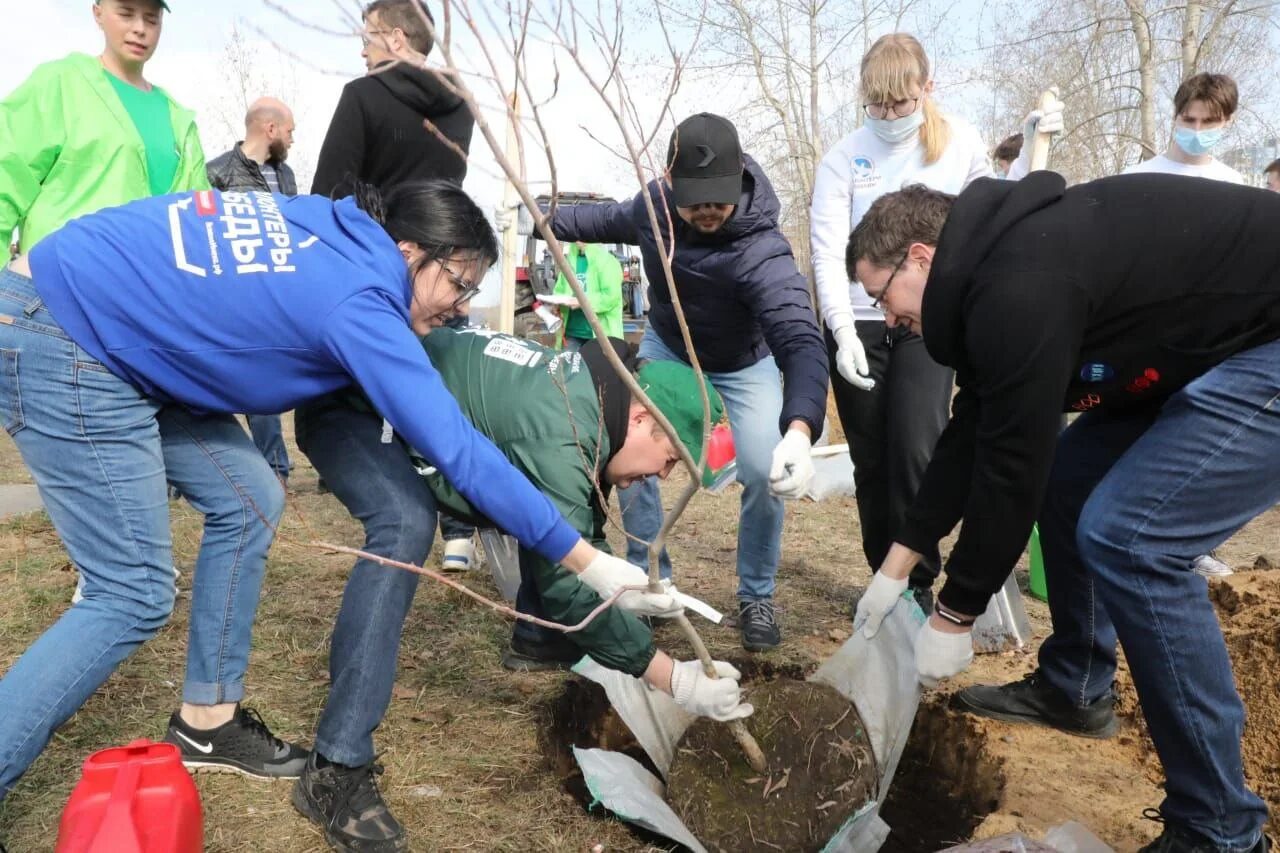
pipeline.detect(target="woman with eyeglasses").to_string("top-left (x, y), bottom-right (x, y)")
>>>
top-left (809, 33), bottom-right (994, 615)
top-left (0, 179), bottom-right (672, 804)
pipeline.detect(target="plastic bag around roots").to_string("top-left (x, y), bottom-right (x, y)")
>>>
top-left (571, 593), bottom-right (927, 852)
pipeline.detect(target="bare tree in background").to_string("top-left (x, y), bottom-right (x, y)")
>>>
top-left (659, 0), bottom-right (949, 280)
top-left (978, 0), bottom-right (1277, 183)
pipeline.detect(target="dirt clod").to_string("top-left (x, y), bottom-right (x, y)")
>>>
top-left (666, 680), bottom-right (877, 853)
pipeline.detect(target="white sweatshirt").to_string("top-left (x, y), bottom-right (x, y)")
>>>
top-left (810, 114), bottom-right (993, 329)
top-left (1121, 153), bottom-right (1244, 184)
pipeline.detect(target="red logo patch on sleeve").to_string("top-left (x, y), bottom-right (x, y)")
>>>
top-left (194, 191), bottom-right (218, 216)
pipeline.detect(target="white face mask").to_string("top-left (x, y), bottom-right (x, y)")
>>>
top-left (866, 109), bottom-right (925, 145)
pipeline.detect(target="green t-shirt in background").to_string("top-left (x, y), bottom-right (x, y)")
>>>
top-left (565, 253), bottom-right (594, 341)
top-left (104, 71), bottom-right (178, 196)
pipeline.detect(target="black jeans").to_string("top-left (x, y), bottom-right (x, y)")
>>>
top-left (825, 322), bottom-right (953, 588)
top-left (294, 402), bottom-right (436, 765)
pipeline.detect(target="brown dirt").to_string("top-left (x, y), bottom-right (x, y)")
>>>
top-left (666, 680), bottom-right (877, 853)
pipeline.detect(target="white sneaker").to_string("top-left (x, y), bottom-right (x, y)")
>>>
top-left (72, 565), bottom-right (182, 605)
top-left (1191, 553), bottom-right (1233, 578)
top-left (442, 538), bottom-right (476, 572)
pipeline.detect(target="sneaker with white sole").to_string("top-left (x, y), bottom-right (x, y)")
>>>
top-left (442, 538), bottom-right (476, 572)
top-left (1191, 552), bottom-right (1233, 578)
top-left (164, 705), bottom-right (308, 779)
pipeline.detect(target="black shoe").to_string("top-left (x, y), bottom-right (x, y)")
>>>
top-left (292, 753), bottom-right (407, 852)
top-left (1139, 808), bottom-right (1271, 853)
top-left (164, 705), bottom-right (309, 779)
top-left (953, 670), bottom-right (1119, 739)
top-left (739, 598), bottom-right (781, 652)
top-left (501, 632), bottom-right (581, 672)
top-left (909, 583), bottom-right (934, 616)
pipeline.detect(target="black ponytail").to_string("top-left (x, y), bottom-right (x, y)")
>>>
top-left (353, 179), bottom-right (498, 268)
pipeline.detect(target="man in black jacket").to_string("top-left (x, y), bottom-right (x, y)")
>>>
top-left (849, 173), bottom-right (1278, 853)
top-left (206, 97), bottom-right (298, 196)
top-left (206, 97), bottom-right (298, 484)
top-left (551, 113), bottom-right (829, 652)
top-left (311, 0), bottom-right (473, 197)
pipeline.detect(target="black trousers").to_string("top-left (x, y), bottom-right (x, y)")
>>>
top-left (825, 321), bottom-right (954, 588)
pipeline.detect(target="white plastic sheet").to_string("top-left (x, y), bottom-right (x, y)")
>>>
top-left (573, 593), bottom-right (927, 851)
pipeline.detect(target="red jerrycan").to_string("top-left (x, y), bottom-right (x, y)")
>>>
top-left (706, 423), bottom-right (736, 470)
top-left (56, 739), bottom-right (202, 853)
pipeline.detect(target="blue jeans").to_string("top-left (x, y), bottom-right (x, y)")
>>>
top-left (247, 414), bottom-right (292, 481)
top-left (0, 269), bottom-right (283, 799)
top-left (620, 326), bottom-right (784, 600)
top-left (295, 402), bottom-right (436, 766)
top-left (1036, 339), bottom-right (1278, 848)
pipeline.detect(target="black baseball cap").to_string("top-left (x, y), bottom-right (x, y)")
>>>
top-left (666, 113), bottom-right (744, 207)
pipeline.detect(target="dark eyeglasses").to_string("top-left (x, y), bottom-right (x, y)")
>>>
top-left (441, 263), bottom-right (482, 312)
top-left (863, 97), bottom-right (921, 120)
top-left (870, 254), bottom-right (907, 311)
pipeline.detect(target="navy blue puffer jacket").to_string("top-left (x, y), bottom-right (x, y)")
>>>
top-left (550, 156), bottom-right (828, 436)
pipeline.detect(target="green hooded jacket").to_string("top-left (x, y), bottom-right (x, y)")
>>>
top-left (0, 53), bottom-right (210, 253)
top-left (417, 329), bottom-right (655, 677)
top-left (551, 242), bottom-right (624, 345)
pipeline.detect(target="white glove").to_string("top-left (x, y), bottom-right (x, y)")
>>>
top-left (578, 552), bottom-right (683, 618)
top-left (833, 326), bottom-right (875, 391)
top-left (853, 571), bottom-right (909, 638)
top-left (670, 659), bottom-right (754, 721)
top-left (1022, 102), bottom-right (1064, 140)
top-left (768, 429), bottom-right (814, 499)
top-left (493, 206), bottom-right (514, 232)
top-left (915, 620), bottom-right (974, 688)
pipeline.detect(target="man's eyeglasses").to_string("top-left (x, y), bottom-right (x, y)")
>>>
top-left (360, 28), bottom-right (393, 47)
top-left (863, 97), bottom-right (921, 121)
top-left (441, 263), bottom-right (482, 312)
top-left (870, 254), bottom-right (907, 311)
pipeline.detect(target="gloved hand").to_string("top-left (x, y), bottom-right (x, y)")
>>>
top-left (1021, 101), bottom-right (1065, 140)
top-left (833, 326), bottom-right (875, 391)
top-left (769, 429), bottom-right (814, 498)
top-left (853, 571), bottom-right (909, 638)
top-left (578, 551), bottom-right (683, 618)
top-left (670, 659), bottom-right (754, 721)
top-left (915, 619), bottom-right (974, 688)
top-left (493, 206), bottom-right (514, 232)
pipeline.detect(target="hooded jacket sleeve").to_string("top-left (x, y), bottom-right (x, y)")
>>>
top-left (174, 120), bottom-right (211, 193)
top-left (920, 268), bottom-right (1085, 615)
top-left (739, 235), bottom-right (830, 436)
top-left (320, 288), bottom-right (581, 563)
top-left (311, 83), bottom-right (367, 198)
top-left (0, 63), bottom-right (63, 247)
top-left (810, 142), bottom-right (856, 331)
top-left (550, 195), bottom-right (642, 245)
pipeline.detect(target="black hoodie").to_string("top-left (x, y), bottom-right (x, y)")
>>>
top-left (902, 171), bottom-right (1280, 615)
top-left (311, 61), bottom-right (474, 198)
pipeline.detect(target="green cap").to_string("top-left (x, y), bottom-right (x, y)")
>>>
top-left (636, 360), bottom-right (728, 486)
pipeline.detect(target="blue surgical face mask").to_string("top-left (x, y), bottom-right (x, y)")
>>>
top-left (1173, 125), bottom-right (1225, 156)
top-left (867, 109), bottom-right (925, 145)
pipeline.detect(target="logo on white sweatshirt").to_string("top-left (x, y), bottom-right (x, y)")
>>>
top-left (851, 155), bottom-right (879, 189)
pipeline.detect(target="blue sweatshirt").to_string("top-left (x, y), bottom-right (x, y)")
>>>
top-left (30, 189), bottom-right (579, 564)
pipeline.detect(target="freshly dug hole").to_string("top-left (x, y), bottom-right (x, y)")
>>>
top-left (666, 680), bottom-right (877, 853)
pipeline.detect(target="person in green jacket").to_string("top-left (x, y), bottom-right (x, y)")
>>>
top-left (419, 329), bottom-right (740, 678)
top-left (0, 1), bottom-right (209, 259)
top-left (551, 241), bottom-right (625, 349)
top-left (0, 1), bottom-right (305, 782)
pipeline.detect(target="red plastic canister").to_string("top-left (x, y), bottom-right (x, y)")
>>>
top-left (56, 739), bottom-right (202, 853)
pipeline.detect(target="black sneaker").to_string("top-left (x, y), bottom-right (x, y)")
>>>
top-left (739, 598), bottom-right (781, 652)
top-left (292, 752), bottom-right (407, 852)
top-left (500, 632), bottom-right (582, 672)
top-left (1139, 808), bottom-right (1271, 852)
top-left (164, 705), bottom-right (309, 779)
top-left (953, 670), bottom-right (1118, 739)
